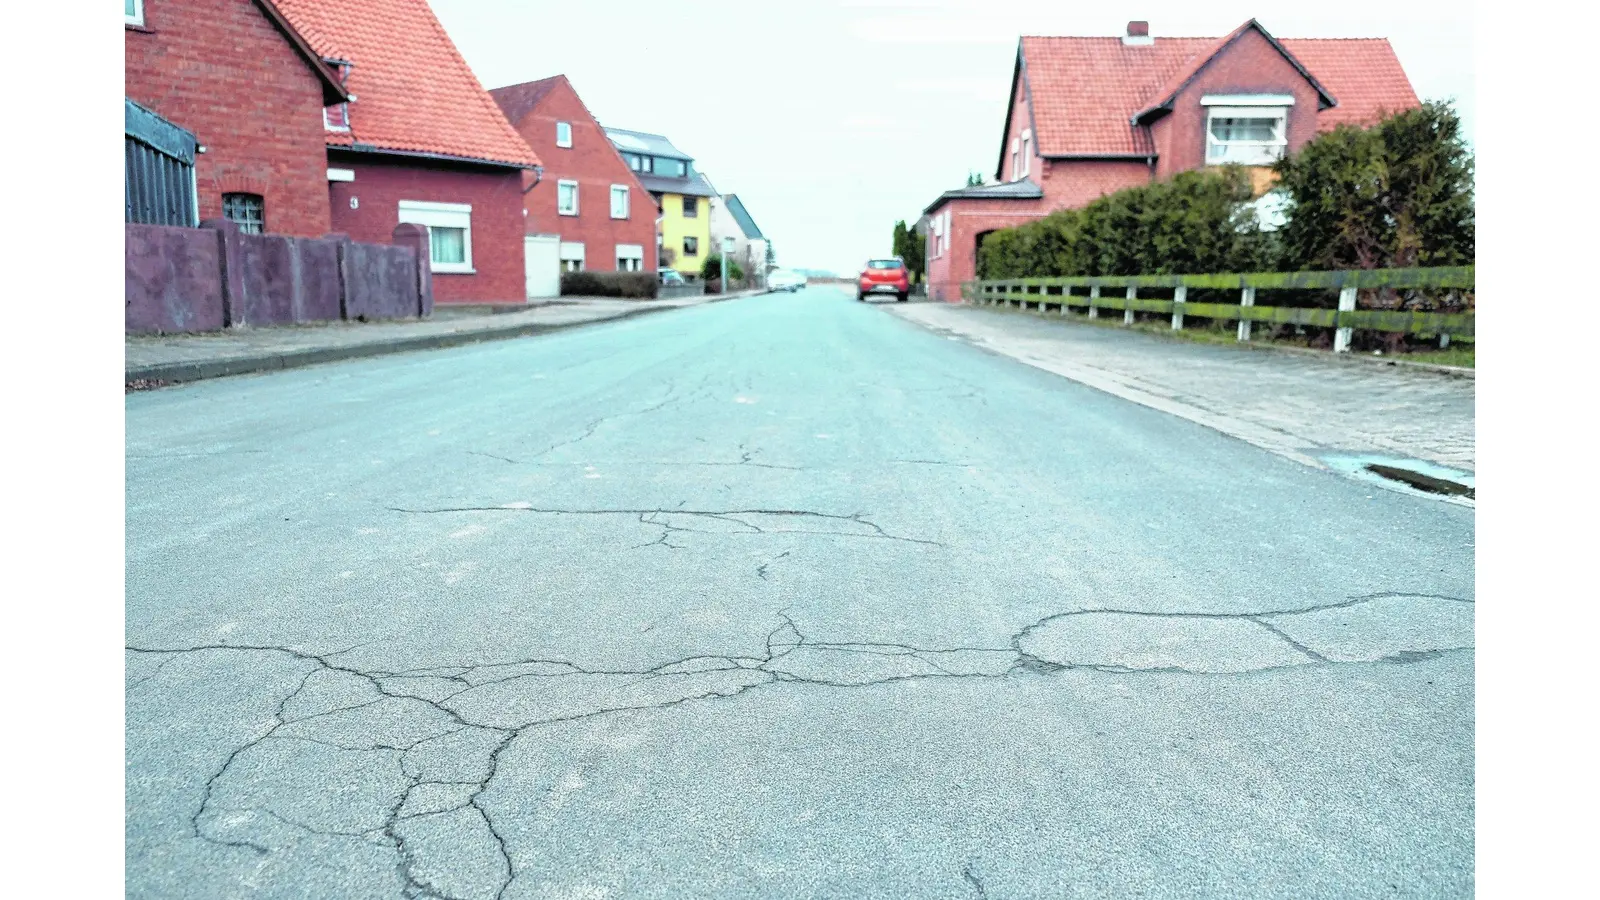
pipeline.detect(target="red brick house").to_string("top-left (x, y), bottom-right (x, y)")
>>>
top-left (923, 19), bottom-right (1420, 301)
top-left (489, 75), bottom-right (662, 297)
top-left (124, 0), bottom-right (350, 237)
top-left (273, 0), bottom-right (542, 305)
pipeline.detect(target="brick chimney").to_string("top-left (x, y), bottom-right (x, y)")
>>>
top-left (1123, 20), bottom-right (1153, 46)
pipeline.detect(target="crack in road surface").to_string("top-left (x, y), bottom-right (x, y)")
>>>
top-left (128, 592), bottom-right (1471, 898)
top-left (386, 505), bottom-right (946, 548)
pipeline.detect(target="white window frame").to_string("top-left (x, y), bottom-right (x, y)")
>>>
top-left (556, 121), bottom-right (572, 148)
top-left (1009, 137), bottom-right (1020, 182)
top-left (557, 180), bottom-right (579, 216)
top-left (1202, 96), bottom-right (1293, 166)
top-left (397, 200), bottom-right (474, 274)
top-left (559, 241), bottom-right (585, 272)
top-left (323, 105), bottom-right (351, 133)
top-left (942, 210), bottom-right (952, 256)
top-left (126, 0), bottom-right (145, 26)
top-left (1020, 129), bottom-right (1032, 177)
top-left (616, 243), bottom-right (644, 272)
top-left (610, 185), bottom-right (629, 220)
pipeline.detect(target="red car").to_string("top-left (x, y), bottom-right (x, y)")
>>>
top-left (857, 258), bottom-right (910, 302)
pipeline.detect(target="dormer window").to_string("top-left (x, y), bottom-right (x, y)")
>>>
top-left (323, 60), bottom-right (352, 132)
top-left (1202, 95), bottom-right (1293, 165)
top-left (556, 121), bottom-right (572, 148)
top-left (675, 160), bottom-right (688, 177)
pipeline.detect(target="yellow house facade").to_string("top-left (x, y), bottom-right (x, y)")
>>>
top-left (605, 127), bottom-right (717, 276)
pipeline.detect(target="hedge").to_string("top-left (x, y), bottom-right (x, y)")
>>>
top-left (559, 271), bottom-right (659, 299)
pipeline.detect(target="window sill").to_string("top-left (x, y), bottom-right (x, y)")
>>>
top-left (431, 265), bottom-right (476, 275)
top-left (126, 22), bottom-right (154, 33)
top-left (558, 210), bottom-right (579, 217)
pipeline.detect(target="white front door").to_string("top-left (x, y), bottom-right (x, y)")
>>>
top-left (524, 234), bottom-right (560, 298)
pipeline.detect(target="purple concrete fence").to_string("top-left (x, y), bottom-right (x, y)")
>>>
top-left (126, 220), bottom-right (433, 334)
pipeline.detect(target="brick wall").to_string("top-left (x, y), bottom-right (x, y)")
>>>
top-left (125, 0), bottom-right (332, 237)
top-left (1038, 158), bottom-right (1154, 210)
top-left (999, 71), bottom-right (1039, 183)
top-left (1151, 27), bottom-right (1324, 181)
top-left (925, 197), bottom-right (1048, 303)
top-left (504, 78), bottom-right (661, 273)
top-left (327, 153), bottom-right (527, 304)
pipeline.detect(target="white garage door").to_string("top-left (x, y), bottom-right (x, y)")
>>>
top-left (524, 234), bottom-right (560, 299)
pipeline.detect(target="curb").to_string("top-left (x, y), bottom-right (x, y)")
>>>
top-left (958, 301), bottom-right (1475, 379)
top-left (127, 291), bottom-right (758, 387)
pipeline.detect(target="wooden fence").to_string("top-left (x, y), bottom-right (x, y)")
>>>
top-left (963, 267), bottom-right (1474, 352)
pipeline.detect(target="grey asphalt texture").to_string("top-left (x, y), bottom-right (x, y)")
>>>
top-left (127, 286), bottom-right (1474, 899)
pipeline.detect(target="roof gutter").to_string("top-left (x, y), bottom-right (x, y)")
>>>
top-left (331, 142), bottom-right (537, 171)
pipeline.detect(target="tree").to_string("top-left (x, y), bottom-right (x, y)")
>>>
top-left (890, 220), bottom-right (926, 284)
top-left (765, 242), bottom-right (776, 270)
top-left (966, 171), bottom-right (984, 187)
top-left (1272, 100), bottom-right (1474, 271)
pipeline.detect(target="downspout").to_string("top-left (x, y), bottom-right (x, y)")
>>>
top-left (522, 165), bottom-right (544, 194)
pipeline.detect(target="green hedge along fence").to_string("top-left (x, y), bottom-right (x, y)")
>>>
top-left (962, 266), bottom-right (1474, 352)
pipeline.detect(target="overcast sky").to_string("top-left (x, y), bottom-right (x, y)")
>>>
top-left (431, 0), bottom-right (1473, 276)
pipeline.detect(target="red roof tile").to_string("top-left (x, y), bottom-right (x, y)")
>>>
top-left (1018, 22), bottom-right (1418, 158)
top-left (488, 75), bottom-right (566, 127)
top-left (1284, 38), bottom-right (1420, 131)
top-left (1131, 20), bottom-right (1336, 124)
top-left (274, 0), bottom-right (539, 168)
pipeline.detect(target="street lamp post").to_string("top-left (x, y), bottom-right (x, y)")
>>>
top-left (721, 235), bottom-right (735, 294)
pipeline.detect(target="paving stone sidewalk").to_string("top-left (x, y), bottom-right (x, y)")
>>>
top-left (890, 302), bottom-right (1475, 473)
top-left (127, 291), bottom-right (755, 384)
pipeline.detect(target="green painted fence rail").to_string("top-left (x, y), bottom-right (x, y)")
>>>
top-left (961, 266), bottom-right (1474, 351)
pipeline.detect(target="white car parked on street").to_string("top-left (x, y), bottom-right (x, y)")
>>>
top-left (765, 269), bottom-right (806, 293)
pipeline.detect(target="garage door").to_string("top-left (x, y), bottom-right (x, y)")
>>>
top-left (524, 234), bottom-right (560, 299)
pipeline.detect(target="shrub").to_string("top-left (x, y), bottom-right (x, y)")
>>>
top-left (977, 166), bottom-right (1271, 279)
top-left (699, 253), bottom-right (745, 283)
top-left (559, 270), bottom-right (659, 299)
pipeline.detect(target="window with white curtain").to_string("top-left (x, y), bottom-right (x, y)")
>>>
top-left (558, 180), bottom-right (578, 216)
top-left (397, 200), bottom-right (473, 273)
top-left (1202, 97), bottom-right (1292, 165)
top-left (610, 185), bottom-right (629, 219)
top-left (556, 121), bottom-right (572, 148)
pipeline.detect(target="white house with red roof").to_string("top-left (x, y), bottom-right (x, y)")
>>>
top-left (274, 0), bottom-right (542, 305)
top-left (922, 19), bottom-right (1420, 302)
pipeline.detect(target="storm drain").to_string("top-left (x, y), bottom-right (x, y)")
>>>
top-left (1364, 463), bottom-right (1474, 499)
top-left (1320, 454), bottom-right (1475, 504)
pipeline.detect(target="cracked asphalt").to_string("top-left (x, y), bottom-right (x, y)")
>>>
top-left (127, 286), bottom-right (1474, 899)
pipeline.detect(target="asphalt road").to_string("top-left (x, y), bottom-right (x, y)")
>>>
top-left (126, 286), bottom-right (1474, 900)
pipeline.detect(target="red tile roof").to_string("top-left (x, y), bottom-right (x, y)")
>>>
top-left (1131, 20), bottom-right (1337, 124)
top-left (487, 75), bottom-right (566, 127)
top-left (1017, 21), bottom-right (1418, 158)
top-left (274, 0), bottom-right (539, 168)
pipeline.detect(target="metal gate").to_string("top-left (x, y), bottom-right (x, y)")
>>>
top-left (125, 98), bottom-right (198, 228)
